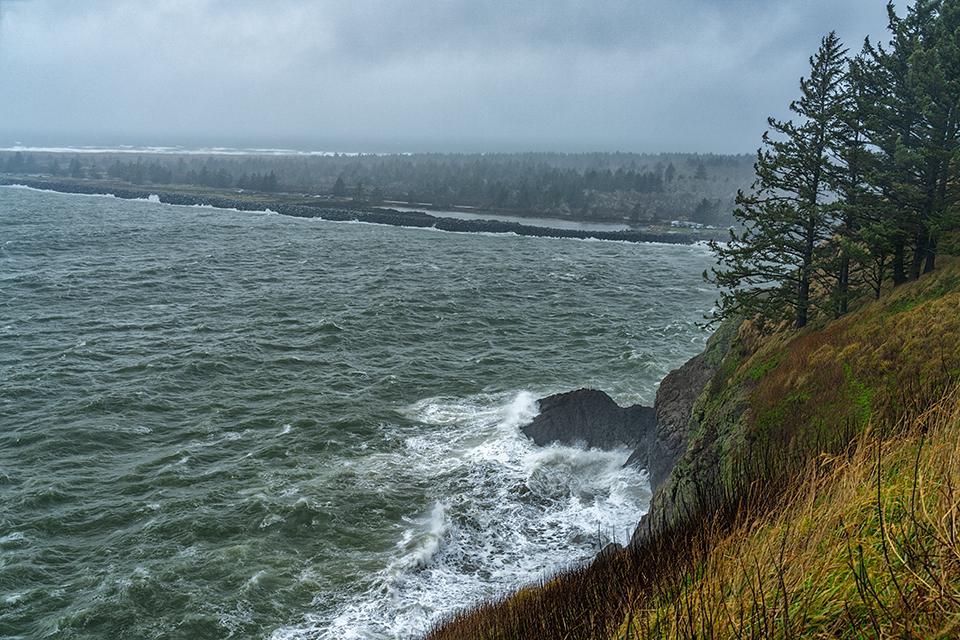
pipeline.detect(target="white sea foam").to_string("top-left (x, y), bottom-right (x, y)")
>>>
top-left (271, 390), bottom-right (650, 640)
top-left (0, 183), bottom-right (117, 198)
top-left (0, 145), bottom-right (388, 156)
top-left (0, 531), bottom-right (27, 547)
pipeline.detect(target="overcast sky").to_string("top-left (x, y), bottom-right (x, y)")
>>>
top-left (0, 0), bottom-right (890, 153)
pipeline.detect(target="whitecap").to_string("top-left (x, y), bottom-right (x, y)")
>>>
top-left (273, 390), bottom-right (650, 640)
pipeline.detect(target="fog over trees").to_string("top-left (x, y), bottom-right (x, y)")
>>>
top-left (0, 151), bottom-right (755, 225)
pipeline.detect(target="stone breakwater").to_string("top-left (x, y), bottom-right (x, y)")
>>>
top-left (0, 178), bottom-right (710, 245)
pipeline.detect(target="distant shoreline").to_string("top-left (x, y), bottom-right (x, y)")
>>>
top-left (0, 177), bottom-right (722, 245)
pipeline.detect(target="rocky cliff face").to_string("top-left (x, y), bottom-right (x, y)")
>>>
top-left (625, 350), bottom-right (721, 491)
top-left (519, 318), bottom-right (740, 545)
top-left (631, 318), bottom-right (744, 544)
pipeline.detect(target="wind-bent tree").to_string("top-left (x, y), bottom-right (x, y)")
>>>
top-left (914, 0), bottom-right (960, 272)
top-left (709, 33), bottom-right (848, 328)
top-left (862, 0), bottom-right (960, 281)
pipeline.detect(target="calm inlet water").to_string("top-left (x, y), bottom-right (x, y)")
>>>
top-left (0, 186), bottom-right (717, 639)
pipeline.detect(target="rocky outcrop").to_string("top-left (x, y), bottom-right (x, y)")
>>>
top-left (519, 320), bottom-right (740, 540)
top-left (518, 318), bottom-right (740, 548)
top-left (625, 350), bottom-right (721, 491)
top-left (521, 389), bottom-right (656, 450)
top-left (631, 318), bottom-right (743, 544)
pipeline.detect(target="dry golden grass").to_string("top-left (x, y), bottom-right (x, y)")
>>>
top-left (427, 388), bottom-right (960, 639)
top-left (621, 385), bottom-right (960, 639)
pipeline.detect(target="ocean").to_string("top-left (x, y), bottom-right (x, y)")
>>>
top-left (0, 185), bottom-right (716, 639)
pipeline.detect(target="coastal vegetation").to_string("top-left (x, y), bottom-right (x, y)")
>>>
top-left (425, 237), bottom-right (960, 640)
top-left (0, 176), bottom-right (721, 245)
top-left (711, 2), bottom-right (960, 328)
top-left (427, 1), bottom-right (960, 637)
top-left (12, 1), bottom-right (958, 638)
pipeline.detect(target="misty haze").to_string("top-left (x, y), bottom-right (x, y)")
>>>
top-left (1, 2), bottom-right (959, 640)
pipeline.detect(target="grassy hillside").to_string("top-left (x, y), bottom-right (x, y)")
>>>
top-left (426, 256), bottom-right (960, 639)
top-left (618, 385), bottom-right (960, 638)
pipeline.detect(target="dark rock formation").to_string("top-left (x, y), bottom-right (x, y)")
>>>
top-left (519, 328), bottom-right (727, 492)
top-left (515, 318), bottom-right (741, 547)
top-left (517, 321), bottom-right (741, 548)
top-left (630, 318), bottom-right (742, 545)
top-left (521, 388), bottom-right (656, 451)
top-left (625, 350), bottom-right (720, 491)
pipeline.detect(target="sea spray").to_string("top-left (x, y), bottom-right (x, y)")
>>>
top-left (274, 391), bottom-right (651, 639)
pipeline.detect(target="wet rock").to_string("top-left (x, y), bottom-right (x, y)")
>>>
top-left (625, 350), bottom-right (719, 491)
top-left (521, 388), bottom-right (656, 451)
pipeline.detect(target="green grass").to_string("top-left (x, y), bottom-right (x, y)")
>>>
top-left (746, 353), bottom-right (782, 381)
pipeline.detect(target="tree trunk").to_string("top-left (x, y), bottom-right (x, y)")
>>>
top-left (892, 238), bottom-right (907, 285)
top-left (796, 274), bottom-right (809, 329)
top-left (873, 253), bottom-right (886, 299)
top-left (910, 226), bottom-right (928, 281)
top-left (797, 217), bottom-right (815, 329)
top-left (924, 236), bottom-right (937, 273)
top-left (837, 252), bottom-right (850, 317)
top-left (836, 212), bottom-right (856, 317)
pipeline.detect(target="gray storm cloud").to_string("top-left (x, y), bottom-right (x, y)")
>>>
top-left (0, 0), bottom-right (887, 152)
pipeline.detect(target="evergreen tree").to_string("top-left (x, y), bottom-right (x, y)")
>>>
top-left (332, 175), bottom-right (346, 197)
top-left (6, 152), bottom-right (24, 172)
top-left (691, 198), bottom-right (718, 225)
top-left (826, 55), bottom-right (876, 315)
top-left (709, 33), bottom-right (848, 328)
top-left (664, 162), bottom-right (677, 183)
top-left (913, 0), bottom-right (960, 273)
top-left (861, 0), bottom-right (960, 281)
top-left (694, 161), bottom-right (708, 180)
top-left (68, 158), bottom-right (84, 179)
top-left (263, 170), bottom-right (278, 192)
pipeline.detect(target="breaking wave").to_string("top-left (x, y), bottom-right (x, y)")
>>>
top-left (272, 391), bottom-right (650, 640)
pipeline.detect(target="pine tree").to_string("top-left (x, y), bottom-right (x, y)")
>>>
top-left (664, 163), bottom-right (677, 183)
top-left (916, 0), bottom-right (960, 272)
top-left (68, 158), bottom-right (84, 179)
top-left (694, 161), bottom-right (708, 180)
top-left (826, 55), bottom-right (875, 315)
top-left (263, 170), bottom-right (278, 192)
top-left (861, 0), bottom-right (960, 281)
top-left (709, 33), bottom-right (848, 328)
top-left (332, 175), bottom-right (347, 197)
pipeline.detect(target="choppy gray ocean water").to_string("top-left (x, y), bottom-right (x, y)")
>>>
top-left (0, 186), bottom-right (716, 639)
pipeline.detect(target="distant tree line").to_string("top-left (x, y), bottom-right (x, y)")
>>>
top-left (0, 150), bottom-right (754, 224)
top-left (710, 0), bottom-right (960, 329)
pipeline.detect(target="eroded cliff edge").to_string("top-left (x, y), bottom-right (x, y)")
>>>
top-left (629, 317), bottom-right (740, 541)
top-left (520, 317), bottom-right (740, 539)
